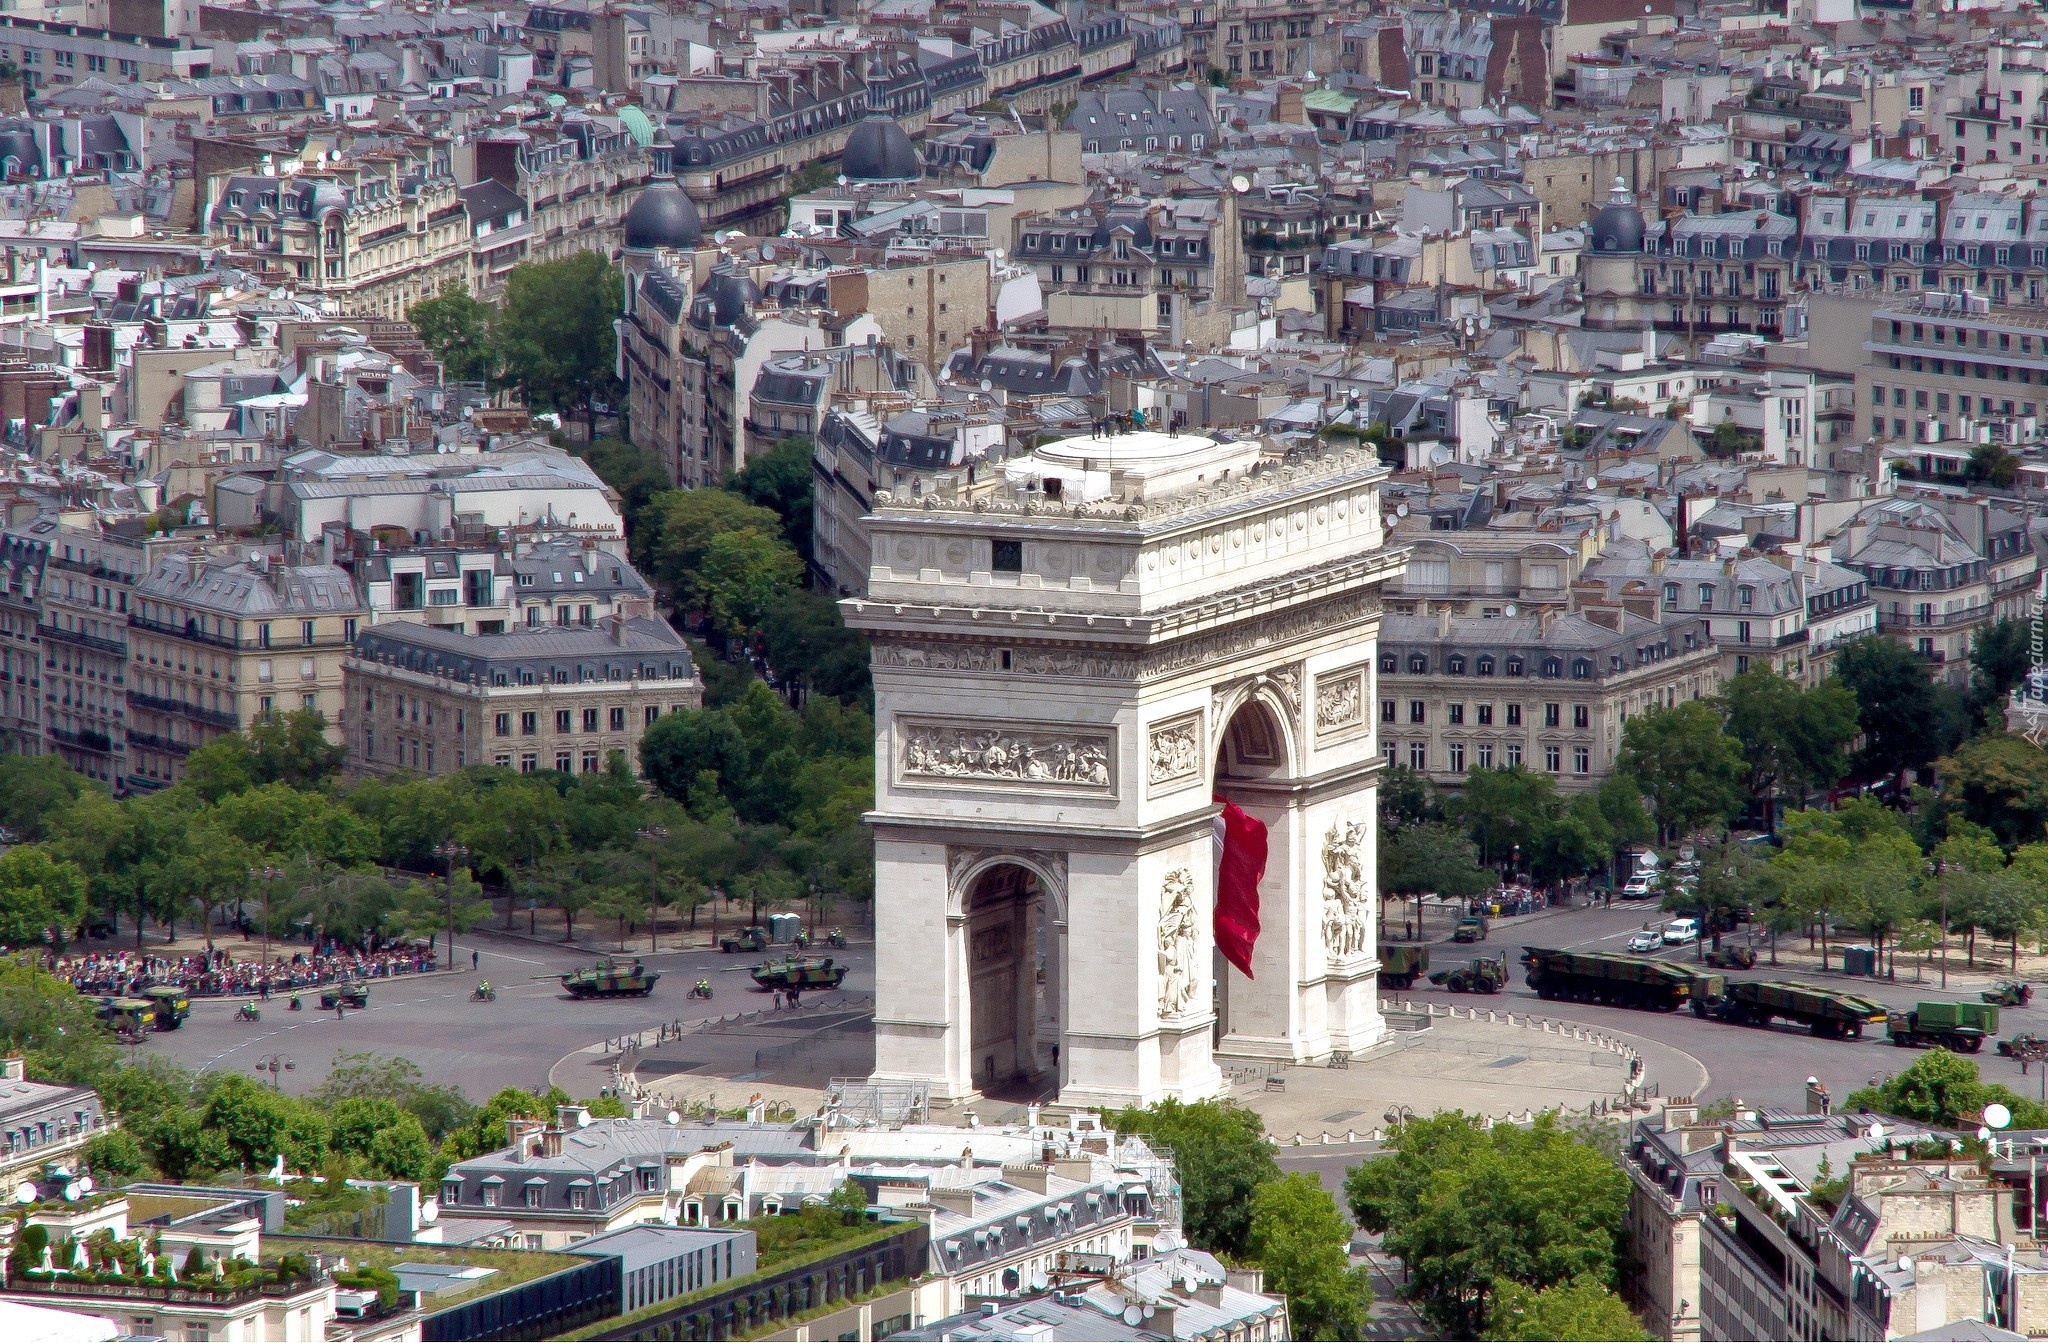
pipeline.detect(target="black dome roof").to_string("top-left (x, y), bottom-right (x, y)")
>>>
top-left (841, 114), bottom-right (919, 183)
top-left (622, 179), bottom-right (702, 251)
top-left (1589, 177), bottom-right (1644, 254)
top-left (692, 262), bottom-right (763, 328)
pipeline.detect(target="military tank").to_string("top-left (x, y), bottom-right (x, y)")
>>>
top-left (559, 958), bottom-right (659, 999)
top-left (319, 980), bottom-right (370, 1010)
top-left (749, 955), bottom-right (848, 992)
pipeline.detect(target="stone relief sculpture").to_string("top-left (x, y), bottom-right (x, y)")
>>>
top-left (1157, 868), bottom-right (1199, 1019)
top-left (876, 642), bottom-right (1140, 679)
top-left (1320, 819), bottom-right (1372, 959)
top-left (1315, 673), bottom-right (1364, 733)
top-left (1147, 718), bottom-right (1201, 786)
top-left (904, 723), bottom-right (1111, 786)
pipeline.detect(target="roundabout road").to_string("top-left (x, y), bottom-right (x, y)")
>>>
top-left (1401, 901), bottom-right (2048, 1113)
top-left (138, 929), bottom-right (874, 1103)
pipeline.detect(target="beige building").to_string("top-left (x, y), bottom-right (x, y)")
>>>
top-left (344, 614), bottom-right (700, 779)
top-left (1376, 606), bottom-right (1722, 792)
top-left (127, 553), bottom-right (367, 791)
top-left (1013, 192), bottom-right (1248, 350)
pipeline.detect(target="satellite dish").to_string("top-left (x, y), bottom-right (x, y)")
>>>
top-left (979, 378), bottom-right (993, 393)
top-left (1978, 1126), bottom-right (1992, 1141)
top-left (760, 243), bottom-right (775, 261)
top-left (62, 1182), bottom-right (79, 1201)
top-left (1865, 1123), bottom-right (1885, 1141)
top-left (1899, 1256), bottom-right (1914, 1274)
top-left (77, 1176), bottom-right (94, 1194)
top-left (1987, 1103), bottom-right (2013, 1130)
top-left (1229, 174), bottom-right (1252, 195)
top-left (576, 1111), bottom-right (592, 1128)
top-left (1395, 503), bottom-right (1409, 517)
top-left (13, 1182), bottom-right (35, 1205)
top-left (666, 1110), bottom-right (682, 1126)
top-left (1584, 476), bottom-right (1598, 490)
top-left (1504, 603), bottom-right (1518, 617)
top-left (1122, 1306), bottom-right (1145, 1327)
top-left (419, 1199), bottom-right (439, 1225)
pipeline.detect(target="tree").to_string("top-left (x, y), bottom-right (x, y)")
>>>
top-left (1454, 766), bottom-right (1560, 869)
top-left (407, 282), bottom-right (500, 386)
top-left (1968, 617), bottom-right (2034, 726)
top-left (1378, 765), bottom-right (1442, 829)
top-left (729, 435), bottom-right (815, 564)
top-left (1934, 734), bottom-right (2048, 850)
top-left (699, 529), bottom-right (804, 642)
top-left (1614, 701), bottom-right (1746, 841)
top-left (1107, 1099), bottom-right (1280, 1257)
top-left (1719, 669), bottom-right (1859, 816)
top-left (1247, 1173), bottom-right (1373, 1341)
top-left (1379, 823), bottom-right (1492, 899)
top-left (0, 846), bottom-right (87, 950)
top-left (1346, 1113), bottom-right (1629, 1338)
top-left (198, 1074), bottom-right (330, 1175)
top-left (496, 252), bottom-right (623, 436)
top-left (310, 1052), bottom-right (474, 1142)
top-left (183, 711), bottom-right (346, 801)
top-left (826, 1178), bottom-right (870, 1225)
top-left (640, 711), bottom-right (750, 812)
top-left (1769, 803), bottom-right (1918, 970)
top-left (1530, 795), bottom-right (1615, 885)
top-left (1846, 1048), bottom-right (2048, 1128)
top-left (1968, 442), bottom-right (2021, 488)
top-left (759, 588), bottom-right (871, 704)
top-left (0, 755), bottom-right (94, 842)
top-left (1483, 1280), bottom-right (1650, 1342)
top-left (327, 1097), bottom-right (442, 1184)
top-left (1705, 419), bottom-right (1760, 459)
top-left (1835, 635), bottom-right (1964, 782)
top-left (441, 1087), bottom-right (572, 1163)
top-left (648, 489), bottom-right (785, 613)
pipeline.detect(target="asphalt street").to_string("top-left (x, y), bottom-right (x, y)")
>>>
top-left (1394, 898), bottom-right (2048, 1115)
top-left (138, 929), bottom-right (874, 1102)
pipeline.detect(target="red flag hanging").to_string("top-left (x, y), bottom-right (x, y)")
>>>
top-left (1213, 798), bottom-right (1268, 978)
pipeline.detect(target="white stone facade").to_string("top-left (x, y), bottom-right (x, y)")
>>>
top-left (844, 431), bottom-right (1407, 1107)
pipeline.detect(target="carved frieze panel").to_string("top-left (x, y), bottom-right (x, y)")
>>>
top-left (900, 719), bottom-right (1114, 791)
top-left (1314, 664), bottom-right (1369, 743)
top-left (1147, 714), bottom-right (1203, 794)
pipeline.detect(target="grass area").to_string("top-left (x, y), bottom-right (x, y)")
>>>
top-left (549, 1213), bottom-right (908, 1342)
top-left (271, 1234), bottom-right (586, 1309)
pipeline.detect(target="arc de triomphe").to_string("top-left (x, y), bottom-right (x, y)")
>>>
top-left (842, 431), bottom-right (1407, 1107)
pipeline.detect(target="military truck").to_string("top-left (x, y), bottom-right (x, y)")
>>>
top-left (719, 926), bottom-right (771, 954)
top-left (1378, 943), bottom-right (1430, 990)
top-left (1521, 947), bottom-right (1723, 1012)
top-left (1429, 957), bottom-right (1507, 994)
top-left (95, 997), bottom-right (156, 1036)
top-left (1887, 1000), bottom-right (1998, 1052)
top-left (749, 956), bottom-right (848, 993)
top-left (319, 980), bottom-right (370, 1010)
top-left (1453, 916), bottom-right (1488, 943)
top-left (142, 984), bottom-right (190, 1029)
top-left (1984, 980), bottom-right (2033, 1007)
top-left (559, 959), bottom-right (659, 998)
top-left (1705, 979), bottom-right (1889, 1038)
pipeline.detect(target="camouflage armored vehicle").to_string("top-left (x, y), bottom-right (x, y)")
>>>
top-left (142, 984), bottom-right (190, 1029)
top-left (1706, 979), bottom-right (1888, 1037)
top-left (749, 955), bottom-right (848, 992)
top-left (1521, 947), bottom-right (1724, 1012)
top-left (95, 997), bottom-right (157, 1035)
top-left (319, 980), bottom-right (370, 1010)
top-left (559, 958), bottom-right (659, 999)
top-left (1429, 957), bottom-right (1507, 994)
top-left (719, 926), bottom-right (771, 954)
top-left (1378, 943), bottom-right (1430, 990)
top-left (1887, 1000), bottom-right (1998, 1052)
top-left (1985, 980), bottom-right (2033, 1007)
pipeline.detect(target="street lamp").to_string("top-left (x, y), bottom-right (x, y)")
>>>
top-left (637, 826), bottom-right (668, 952)
top-left (432, 841), bottom-right (470, 969)
top-left (247, 866), bottom-right (280, 980)
top-left (253, 1054), bottom-right (295, 1091)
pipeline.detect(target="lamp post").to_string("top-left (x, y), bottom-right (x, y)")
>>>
top-left (432, 841), bottom-right (470, 969)
top-left (637, 826), bottom-right (668, 952)
top-left (247, 866), bottom-right (280, 979)
top-left (253, 1054), bottom-right (295, 1091)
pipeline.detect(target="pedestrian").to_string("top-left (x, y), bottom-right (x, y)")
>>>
top-left (336, 1003), bottom-right (345, 1021)
top-left (260, 980), bottom-right (270, 1000)
top-left (791, 985), bottom-right (802, 1009)
top-left (471, 949), bottom-right (479, 971)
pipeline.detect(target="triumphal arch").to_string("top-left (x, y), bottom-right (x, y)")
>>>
top-left (842, 430), bottom-right (1407, 1107)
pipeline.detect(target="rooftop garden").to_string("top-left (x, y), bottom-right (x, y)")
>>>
top-left (271, 1234), bottom-right (586, 1310)
top-left (2, 1225), bottom-right (322, 1302)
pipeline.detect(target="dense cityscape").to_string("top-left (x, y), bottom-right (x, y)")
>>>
top-left (6, 0), bottom-right (2048, 1341)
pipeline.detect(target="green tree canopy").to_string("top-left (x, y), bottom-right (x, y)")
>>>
top-left (1615, 700), bottom-right (1747, 841)
top-left (1247, 1173), bottom-right (1373, 1341)
top-left (0, 754), bottom-right (96, 842)
top-left (1835, 635), bottom-right (1965, 781)
top-left (1346, 1113), bottom-right (1629, 1338)
top-left (0, 846), bottom-right (88, 950)
top-left (1934, 734), bottom-right (2048, 850)
top-left (1719, 668), bottom-right (1860, 809)
top-left (1107, 1099), bottom-right (1280, 1257)
top-left (1847, 1048), bottom-right (2048, 1128)
top-left (1482, 1279), bottom-right (1651, 1342)
top-left (730, 435), bottom-right (815, 564)
top-left (497, 252), bottom-right (622, 433)
top-left (1454, 766), bottom-right (1559, 868)
top-left (1380, 822), bottom-right (1493, 899)
top-left (406, 281), bottom-right (500, 386)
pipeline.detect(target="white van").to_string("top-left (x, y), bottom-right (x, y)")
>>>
top-left (1663, 916), bottom-right (1701, 945)
top-left (1621, 875), bottom-right (1655, 900)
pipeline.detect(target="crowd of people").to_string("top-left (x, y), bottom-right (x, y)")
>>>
top-left (54, 941), bottom-right (439, 999)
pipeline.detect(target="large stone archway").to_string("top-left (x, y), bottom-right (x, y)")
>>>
top-left (847, 431), bottom-right (1406, 1108)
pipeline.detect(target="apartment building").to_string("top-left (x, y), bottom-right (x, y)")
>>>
top-left (344, 613), bottom-right (700, 780)
top-left (38, 518), bottom-right (173, 787)
top-left (357, 538), bottom-right (653, 639)
top-left (1011, 192), bottom-right (1246, 349)
top-left (1375, 605), bottom-right (1721, 792)
top-left (0, 513), bottom-right (51, 758)
top-left (126, 553), bottom-right (367, 791)
top-left (1854, 291), bottom-right (2048, 451)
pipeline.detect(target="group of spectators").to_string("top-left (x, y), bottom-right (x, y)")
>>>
top-left (55, 941), bottom-right (439, 999)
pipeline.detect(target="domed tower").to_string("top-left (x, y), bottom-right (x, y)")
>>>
top-left (840, 113), bottom-right (920, 184)
top-left (1582, 177), bottom-right (1650, 334)
top-left (618, 178), bottom-right (702, 320)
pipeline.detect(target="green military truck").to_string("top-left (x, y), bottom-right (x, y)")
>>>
top-left (1453, 916), bottom-right (1488, 943)
top-left (719, 926), bottom-right (771, 954)
top-left (142, 985), bottom-right (190, 1029)
top-left (1887, 1000), bottom-right (1998, 1052)
top-left (319, 980), bottom-right (370, 1010)
top-left (1430, 956), bottom-right (1507, 994)
top-left (1705, 980), bottom-right (1889, 1038)
top-left (1521, 947), bottom-right (1724, 1012)
top-left (95, 997), bottom-right (157, 1036)
top-left (1378, 943), bottom-right (1430, 990)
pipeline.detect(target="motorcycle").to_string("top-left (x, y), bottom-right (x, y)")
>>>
top-left (689, 981), bottom-right (714, 1000)
top-left (827, 929), bottom-right (846, 948)
top-left (287, 995), bottom-right (302, 1011)
top-left (471, 985), bottom-right (497, 1002)
top-left (792, 932), bottom-right (810, 950)
top-left (237, 1003), bottom-right (261, 1023)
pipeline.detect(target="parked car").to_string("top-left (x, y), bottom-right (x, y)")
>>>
top-left (1626, 930), bottom-right (1662, 953)
top-left (1663, 917), bottom-right (1701, 945)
